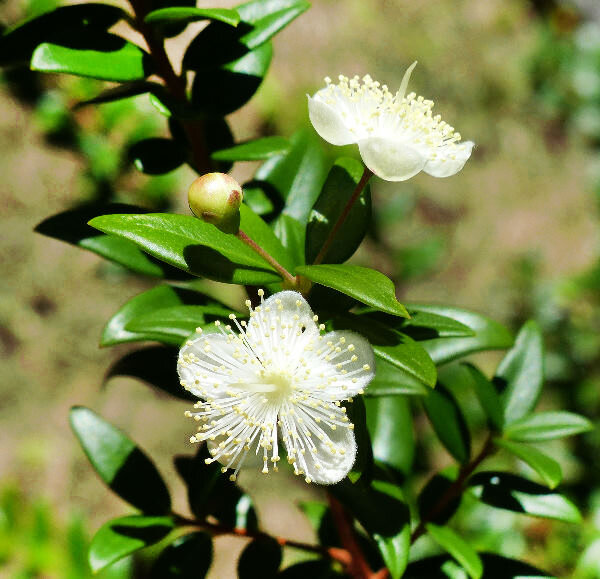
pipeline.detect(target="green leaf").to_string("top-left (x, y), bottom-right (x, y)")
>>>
top-left (277, 560), bottom-right (340, 578)
top-left (469, 472), bottom-right (582, 523)
top-left (418, 468), bottom-right (462, 526)
top-left (145, 7), bottom-right (240, 27)
top-left (238, 537), bottom-right (282, 578)
top-left (88, 212), bottom-right (282, 285)
top-left (298, 264), bottom-right (409, 318)
top-left (34, 204), bottom-right (187, 278)
top-left (462, 363), bottom-right (504, 432)
top-left (332, 314), bottom-right (436, 388)
top-left (69, 407), bottom-right (171, 513)
top-left (212, 136), bottom-right (290, 161)
top-left (504, 411), bottom-right (594, 442)
top-left (31, 39), bottom-right (152, 81)
top-left (73, 80), bottom-right (162, 109)
top-left (402, 310), bottom-right (474, 339)
top-left (0, 3), bottom-right (127, 66)
top-left (366, 396), bottom-right (414, 475)
top-left (423, 383), bottom-right (471, 464)
top-left (305, 157), bottom-right (371, 265)
top-left (367, 357), bottom-right (430, 397)
top-left (494, 439), bottom-right (562, 489)
top-left (346, 396), bottom-right (373, 483)
top-left (406, 304), bottom-right (513, 365)
top-left (128, 138), bottom-right (186, 175)
top-left (150, 532), bottom-right (212, 578)
top-left (102, 286), bottom-right (203, 346)
top-left (89, 515), bottom-right (174, 573)
top-left (426, 524), bottom-right (483, 579)
top-left (107, 345), bottom-right (195, 402)
top-left (495, 321), bottom-right (544, 424)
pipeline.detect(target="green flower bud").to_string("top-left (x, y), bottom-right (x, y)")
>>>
top-left (188, 173), bottom-right (243, 234)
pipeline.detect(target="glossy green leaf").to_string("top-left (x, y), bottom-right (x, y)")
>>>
top-left (426, 524), bottom-right (483, 579)
top-left (423, 383), bottom-right (471, 464)
top-left (145, 7), bottom-right (240, 27)
top-left (238, 537), bottom-right (282, 578)
top-left (150, 532), bottom-right (212, 578)
top-left (367, 356), bottom-right (430, 396)
top-left (88, 212), bottom-right (282, 285)
top-left (107, 345), bottom-right (195, 402)
top-left (31, 39), bottom-right (151, 81)
top-left (366, 396), bottom-right (414, 475)
top-left (401, 310), bottom-right (474, 339)
top-left (305, 157), bottom-right (371, 264)
top-left (495, 321), bottom-right (544, 424)
top-left (73, 80), bottom-right (162, 109)
top-left (494, 439), bottom-right (562, 489)
top-left (0, 3), bottom-right (127, 66)
top-left (469, 471), bottom-right (582, 522)
top-left (34, 204), bottom-right (187, 278)
top-left (418, 469), bottom-right (462, 526)
top-left (212, 136), bottom-right (290, 161)
top-left (298, 264), bottom-right (409, 317)
top-left (89, 515), bottom-right (174, 573)
top-left (332, 314), bottom-right (436, 388)
top-left (69, 407), bottom-right (171, 513)
top-left (102, 285), bottom-right (203, 346)
top-left (504, 411), bottom-right (594, 442)
top-left (462, 363), bottom-right (504, 432)
top-left (129, 138), bottom-right (186, 175)
top-left (406, 304), bottom-right (513, 365)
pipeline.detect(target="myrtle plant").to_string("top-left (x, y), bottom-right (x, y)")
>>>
top-left (4, 0), bottom-right (595, 577)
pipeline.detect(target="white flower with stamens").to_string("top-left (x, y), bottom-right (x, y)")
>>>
top-left (177, 290), bottom-right (375, 485)
top-left (308, 62), bottom-right (474, 182)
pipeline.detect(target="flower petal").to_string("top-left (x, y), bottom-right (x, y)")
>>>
top-left (423, 140), bottom-right (474, 178)
top-left (358, 137), bottom-right (427, 181)
top-left (308, 94), bottom-right (357, 146)
top-left (302, 424), bottom-right (356, 485)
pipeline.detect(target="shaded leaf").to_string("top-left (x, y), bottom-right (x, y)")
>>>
top-left (212, 136), bottom-right (290, 161)
top-left (150, 531), bottom-right (213, 578)
top-left (504, 411), bottom-right (594, 442)
top-left (73, 80), bottom-right (162, 109)
top-left (128, 138), bottom-right (186, 175)
top-left (426, 524), bottom-right (483, 579)
top-left (347, 396), bottom-right (373, 483)
top-left (278, 560), bottom-right (340, 578)
top-left (89, 515), bottom-right (173, 573)
top-left (462, 363), bottom-right (504, 432)
top-left (238, 537), bottom-right (282, 579)
top-left (417, 468), bottom-right (462, 526)
top-left (70, 407), bottom-right (171, 513)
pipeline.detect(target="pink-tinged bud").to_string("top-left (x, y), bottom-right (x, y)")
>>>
top-left (188, 173), bottom-right (243, 234)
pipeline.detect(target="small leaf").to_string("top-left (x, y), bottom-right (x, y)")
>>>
top-left (496, 321), bottom-right (544, 424)
top-left (423, 383), bottom-right (471, 464)
top-left (70, 407), bottom-right (171, 513)
top-left (426, 523), bottom-right (483, 579)
top-left (402, 310), bottom-right (474, 339)
top-left (462, 363), bottom-right (504, 432)
top-left (469, 471), bottom-right (582, 523)
top-left (150, 532), bottom-right (213, 578)
top-left (238, 537), bottom-right (282, 579)
top-left (31, 39), bottom-right (152, 81)
top-left (145, 7), bottom-right (240, 27)
top-left (494, 439), bottom-right (562, 489)
top-left (212, 136), bottom-right (290, 161)
top-left (406, 304), bottom-right (513, 365)
top-left (504, 411), bottom-right (594, 442)
top-left (306, 157), bottom-right (371, 265)
top-left (89, 515), bottom-right (173, 573)
top-left (128, 138), bottom-right (186, 175)
top-left (88, 211), bottom-right (282, 285)
top-left (297, 264), bottom-right (409, 318)
top-left (366, 396), bottom-right (414, 475)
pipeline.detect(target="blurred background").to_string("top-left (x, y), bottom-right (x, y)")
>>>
top-left (1, 0), bottom-right (600, 576)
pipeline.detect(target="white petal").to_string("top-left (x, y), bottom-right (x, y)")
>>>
top-left (308, 94), bottom-right (357, 146)
top-left (423, 141), bottom-right (474, 178)
top-left (358, 137), bottom-right (427, 181)
top-left (316, 330), bottom-right (375, 399)
top-left (302, 425), bottom-right (356, 485)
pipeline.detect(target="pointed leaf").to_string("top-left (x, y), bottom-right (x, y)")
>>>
top-left (494, 439), bottom-right (562, 489)
top-left (426, 523), bottom-right (483, 579)
top-left (89, 515), bottom-right (173, 573)
top-left (150, 532), bottom-right (212, 578)
top-left (462, 363), bottom-right (504, 432)
top-left (212, 136), bottom-right (290, 161)
top-left (469, 471), bottom-right (582, 522)
top-left (73, 81), bottom-right (162, 108)
top-left (297, 264), bottom-right (409, 318)
top-left (367, 356), bottom-right (430, 396)
top-left (145, 7), bottom-right (240, 27)
top-left (504, 411), bottom-right (594, 442)
top-left (496, 321), bottom-right (544, 424)
top-left (69, 407), bottom-right (171, 513)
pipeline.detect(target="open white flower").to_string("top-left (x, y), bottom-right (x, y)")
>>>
top-left (308, 62), bottom-right (474, 181)
top-left (178, 290), bottom-right (375, 485)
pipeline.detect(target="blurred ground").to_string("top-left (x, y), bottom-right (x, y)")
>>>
top-left (1, 0), bottom-right (599, 576)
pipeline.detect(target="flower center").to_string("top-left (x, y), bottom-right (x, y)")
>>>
top-left (261, 371), bottom-right (294, 402)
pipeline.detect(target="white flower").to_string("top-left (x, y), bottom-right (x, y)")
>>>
top-left (308, 62), bottom-right (474, 182)
top-left (178, 290), bottom-right (375, 485)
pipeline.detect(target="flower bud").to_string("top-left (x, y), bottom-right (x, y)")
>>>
top-left (188, 173), bottom-right (243, 234)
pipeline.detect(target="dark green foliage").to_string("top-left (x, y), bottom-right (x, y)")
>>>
top-left (150, 532), bottom-right (213, 578)
top-left (238, 537), bottom-right (282, 578)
